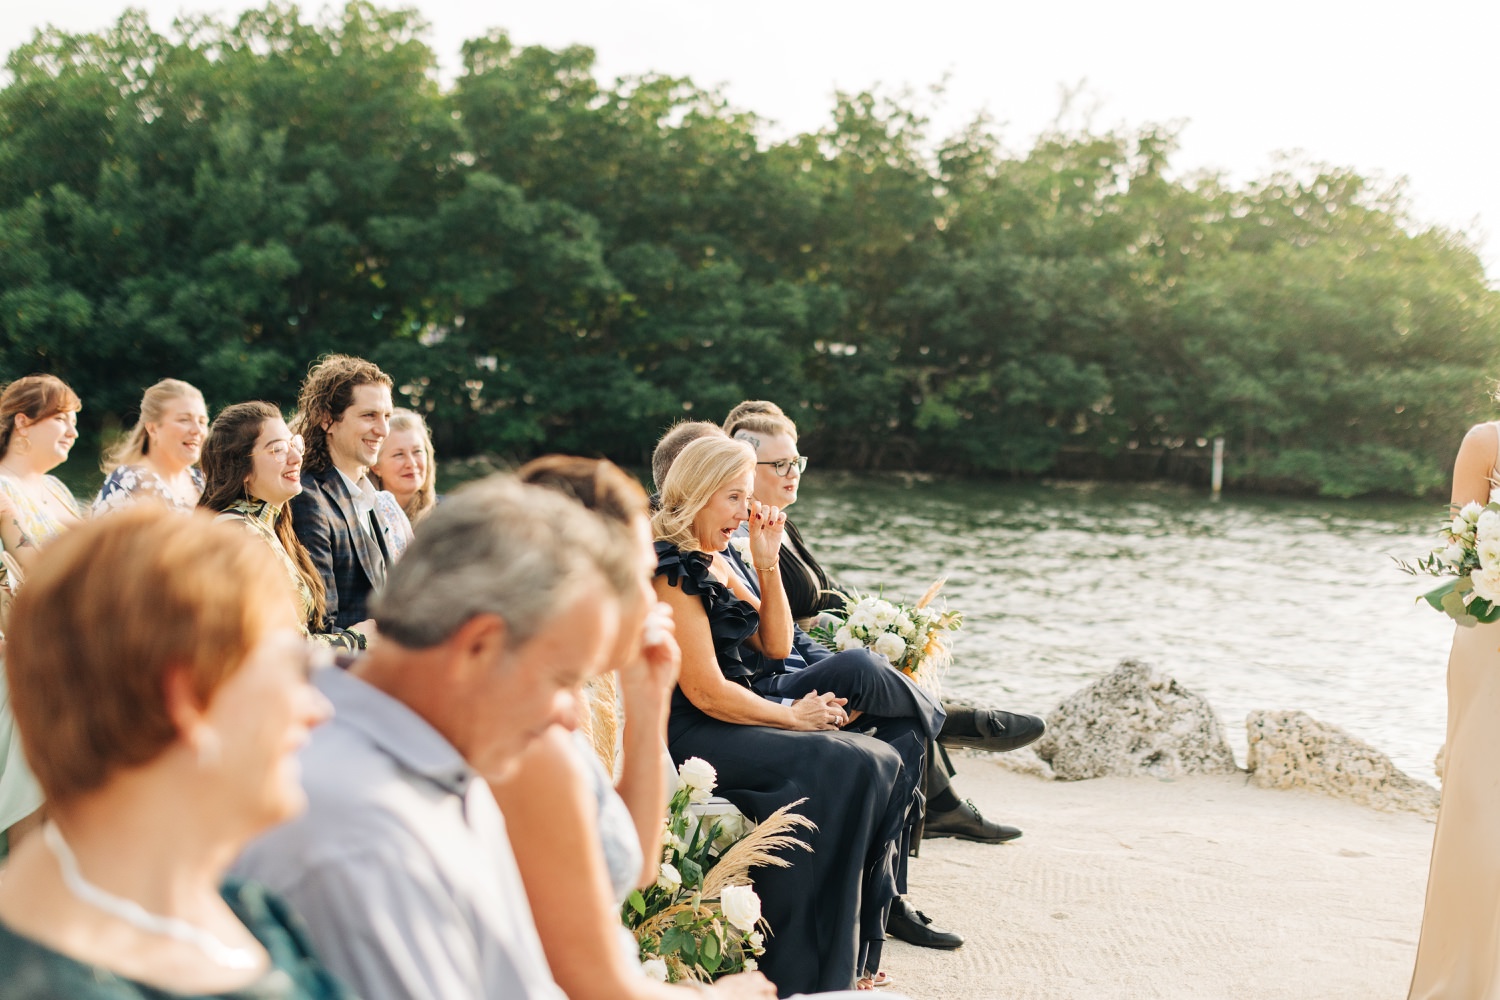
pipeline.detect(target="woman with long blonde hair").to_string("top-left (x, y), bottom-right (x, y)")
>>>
top-left (93, 379), bottom-right (208, 515)
top-left (653, 435), bottom-right (910, 994)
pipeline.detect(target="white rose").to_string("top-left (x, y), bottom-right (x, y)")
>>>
top-left (657, 862), bottom-right (682, 890)
top-left (872, 601), bottom-right (898, 627)
top-left (848, 608), bottom-right (877, 633)
top-left (719, 884), bottom-right (762, 933)
top-left (874, 632), bottom-right (907, 664)
top-left (1461, 501), bottom-right (1485, 523)
top-left (743, 959), bottom-right (758, 972)
top-left (893, 612), bottom-right (915, 637)
top-left (642, 958), bottom-right (669, 981)
top-left (1478, 510), bottom-right (1500, 542)
top-left (748, 931), bottom-right (764, 951)
top-left (1471, 566), bottom-right (1500, 604)
top-left (1478, 539), bottom-right (1500, 569)
top-left (677, 757), bottom-right (717, 802)
top-left (1452, 516), bottom-right (1471, 538)
top-left (835, 627), bottom-right (863, 651)
top-left (1441, 542), bottom-right (1468, 566)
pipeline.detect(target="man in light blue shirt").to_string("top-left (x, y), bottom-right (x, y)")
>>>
top-left (236, 476), bottom-right (636, 1000)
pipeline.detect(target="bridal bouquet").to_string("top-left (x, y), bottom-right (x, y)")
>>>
top-left (1396, 501), bottom-right (1500, 626)
top-left (623, 758), bottom-right (812, 984)
top-left (810, 579), bottom-right (963, 685)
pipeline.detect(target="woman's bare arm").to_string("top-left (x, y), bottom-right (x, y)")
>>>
top-left (655, 575), bottom-right (845, 731)
top-left (1452, 423), bottom-right (1499, 507)
top-left (615, 604), bottom-right (680, 889)
top-left (493, 727), bottom-right (774, 1000)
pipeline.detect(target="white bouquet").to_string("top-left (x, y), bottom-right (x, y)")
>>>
top-left (811, 578), bottom-right (963, 685)
top-left (1397, 501), bottom-right (1500, 626)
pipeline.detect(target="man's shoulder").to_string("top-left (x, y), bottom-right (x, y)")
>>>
top-left (290, 471), bottom-right (340, 514)
top-left (237, 724), bottom-right (438, 884)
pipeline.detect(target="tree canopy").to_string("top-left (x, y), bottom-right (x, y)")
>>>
top-left (3, 3), bottom-right (1495, 496)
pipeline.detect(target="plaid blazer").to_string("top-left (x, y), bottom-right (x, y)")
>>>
top-left (289, 466), bottom-right (391, 630)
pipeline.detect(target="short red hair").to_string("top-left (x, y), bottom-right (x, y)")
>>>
top-left (6, 506), bottom-right (295, 805)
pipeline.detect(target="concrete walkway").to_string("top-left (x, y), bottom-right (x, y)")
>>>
top-left (887, 757), bottom-right (1432, 999)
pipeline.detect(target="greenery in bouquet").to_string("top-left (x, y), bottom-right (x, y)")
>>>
top-left (622, 757), bottom-right (812, 984)
top-left (1397, 500), bottom-right (1500, 626)
top-left (809, 578), bottom-right (963, 686)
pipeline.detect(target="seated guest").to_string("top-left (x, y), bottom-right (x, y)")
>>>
top-left (369, 408), bottom-right (437, 550)
top-left (723, 401), bottom-right (1045, 852)
top-left (234, 476), bottom-right (640, 1000)
top-left (654, 435), bottom-right (917, 994)
top-left (500, 455), bottom-right (779, 1000)
top-left (654, 422), bottom-right (960, 953)
top-left (0, 374), bottom-right (86, 852)
top-left (0, 505), bottom-right (348, 999)
top-left (650, 420), bottom-right (727, 503)
top-left (0, 374), bottom-right (86, 577)
top-left (199, 402), bottom-right (372, 652)
top-left (93, 378), bottom-right (208, 516)
top-left (288, 355), bottom-right (401, 634)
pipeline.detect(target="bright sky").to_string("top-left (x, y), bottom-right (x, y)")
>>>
top-left (5, 0), bottom-right (1499, 277)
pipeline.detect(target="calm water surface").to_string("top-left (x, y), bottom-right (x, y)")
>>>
top-left (792, 474), bottom-right (1453, 784)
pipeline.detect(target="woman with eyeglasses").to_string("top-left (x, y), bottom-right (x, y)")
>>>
top-left (93, 379), bottom-right (208, 516)
top-left (199, 403), bottom-right (372, 652)
top-left (0, 504), bottom-right (348, 999)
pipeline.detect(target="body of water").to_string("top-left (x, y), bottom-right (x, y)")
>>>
top-left (791, 473), bottom-right (1454, 785)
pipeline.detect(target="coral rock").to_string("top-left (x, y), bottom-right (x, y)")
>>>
top-left (1244, 710), bottom-right (1439, 818)
top-left (1032, 660), bottom-right (1239, 780)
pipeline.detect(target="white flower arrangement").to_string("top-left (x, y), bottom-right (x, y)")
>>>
top-left (676, 757), bottom-right (717, 804)
top-left (1398, 500), bottom-right (1500, 625)
top-left (624, 758), bottom-right (812, 984)
top-left (811, 578), bottom-right (963, 686)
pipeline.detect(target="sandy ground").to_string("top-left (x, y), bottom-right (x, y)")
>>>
top-left (885, 756), bottom-right (1434, 1000)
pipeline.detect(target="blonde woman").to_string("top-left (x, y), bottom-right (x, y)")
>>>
top-left (653, 435), bottom-right (909, 993)
top-left (93, 379), bottom-right (208, 516)
top-left (370, 408), bottom-right (436, 546)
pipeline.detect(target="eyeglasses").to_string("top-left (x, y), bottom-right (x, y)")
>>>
top-left (756, 455), bottom-right (807, 478)
top-left (257, 434), bottom-right (305, 461)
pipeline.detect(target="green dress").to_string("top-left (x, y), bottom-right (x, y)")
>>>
top-left (0, 880), bottom-right (355, 999)
top-left (215, 500), bottom-right (360, 653)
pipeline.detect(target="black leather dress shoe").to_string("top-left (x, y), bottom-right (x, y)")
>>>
top-left (886, 898), bottom-right (964, 950)
top-left (923, 799), bottom-right (1022, 843)
top-left (938, 707), bottom-right (1045, 753)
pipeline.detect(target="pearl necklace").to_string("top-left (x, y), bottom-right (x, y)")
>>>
top-left (43, 822), bottom-right (258, 971)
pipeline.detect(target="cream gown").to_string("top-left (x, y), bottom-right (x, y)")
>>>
top-left (1410, 505), bottom-right (1500, 996)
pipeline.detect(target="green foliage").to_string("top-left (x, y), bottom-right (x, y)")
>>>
top-left (2, 6), bottom-right (1495, 496)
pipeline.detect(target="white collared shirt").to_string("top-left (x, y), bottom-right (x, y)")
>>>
top-left (335, 465), bottom-right (379, 537)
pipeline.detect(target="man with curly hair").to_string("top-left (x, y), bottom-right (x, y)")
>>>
top-left (289, 354), bottom-right (396, 641)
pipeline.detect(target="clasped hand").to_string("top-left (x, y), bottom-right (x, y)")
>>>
top-left (790, 690), bottom-right (848, 731)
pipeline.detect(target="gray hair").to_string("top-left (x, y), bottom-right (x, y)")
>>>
top-left (373, 474), bottom-right (638, 649)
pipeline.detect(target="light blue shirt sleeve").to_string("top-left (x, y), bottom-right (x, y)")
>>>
top-left (271, 844), bottom-right (482, 1000)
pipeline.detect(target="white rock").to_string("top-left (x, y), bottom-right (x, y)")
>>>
top-left (1032, 660), bottom-right (1239, 780)
top-left (1244, 710), bottom-right (1439, 818)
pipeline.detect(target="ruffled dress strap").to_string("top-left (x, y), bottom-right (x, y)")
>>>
top-left (655, 541), bottom-right (759, 683)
